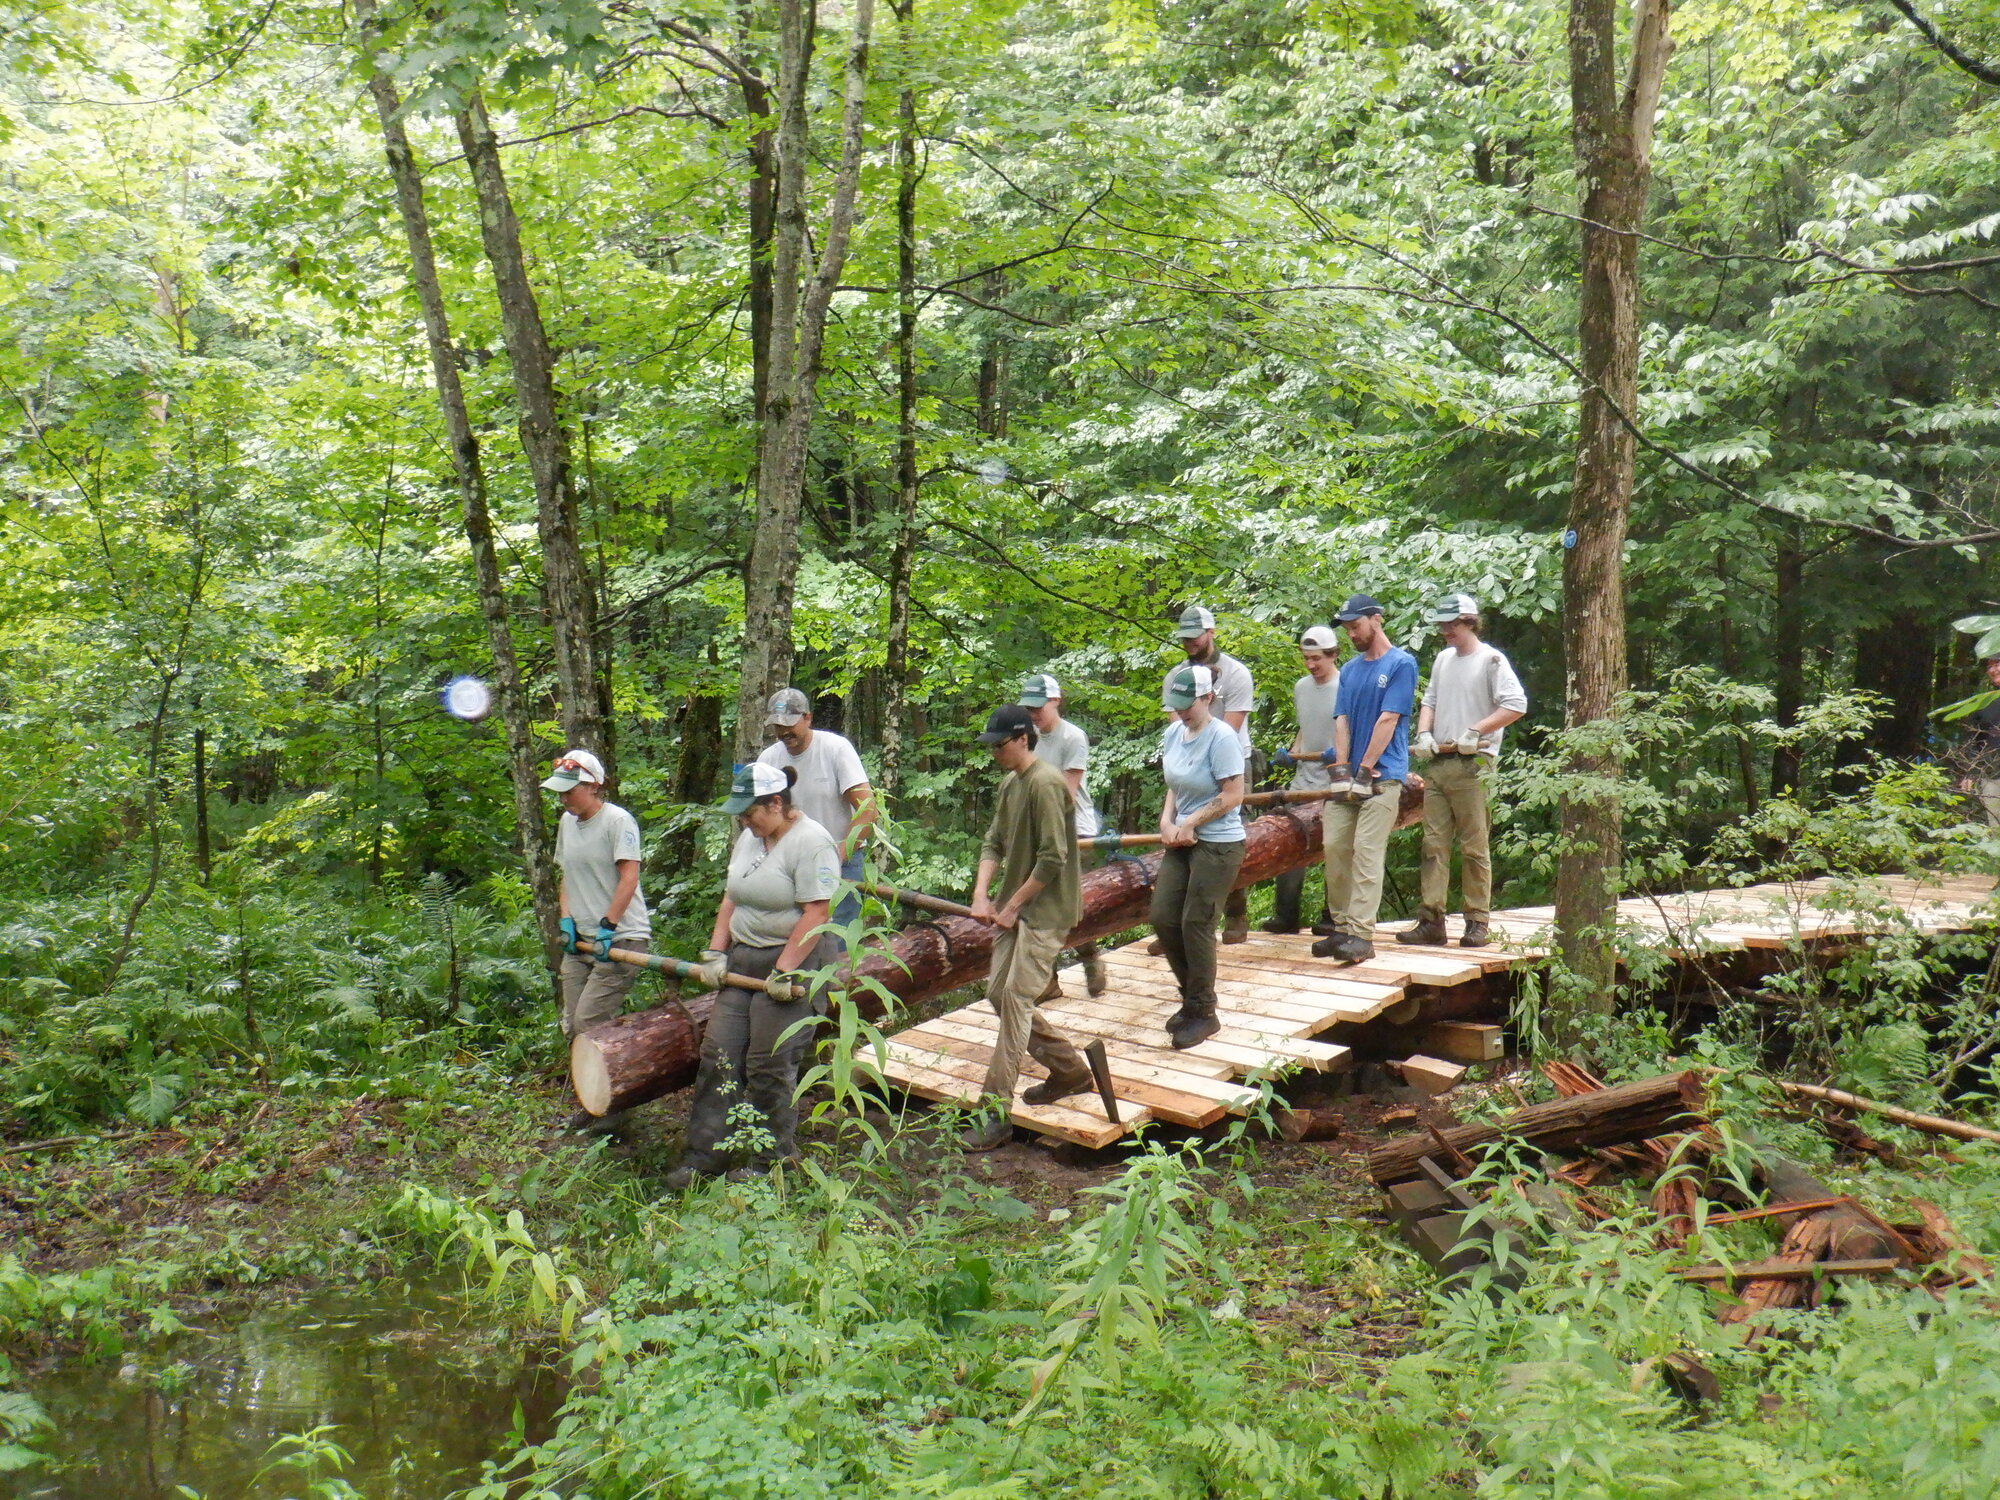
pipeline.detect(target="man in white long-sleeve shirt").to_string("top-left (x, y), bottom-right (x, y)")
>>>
top-left (1399, 595), bottom-right (1527, 949)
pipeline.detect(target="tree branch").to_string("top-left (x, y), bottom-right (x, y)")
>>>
top-left (1886, 0), bottom-right (2000, 87)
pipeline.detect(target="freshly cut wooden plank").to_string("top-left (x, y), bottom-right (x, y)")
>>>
top-left (1090, 970), bottom-right (1370, 1029)
top-left (1095, 969), bottom-right (1372, 1025)
top-left (905, 1016), bottom-right (1261, 1108)
top-left (906, 1010), bottom-right (1235, 1080)
top-left (1103, 947), bottom-right (1408, 1003)
top-left (886, 1037), bottom-right (1218, 1127)
top-left (1222, 936), bottom-right (1484, 986)
top-left (1393, 1054), bottom-right (1467, 1096)
top-left (1424, 1022), bottom-right (1504, 1062)
top-left (879, 1056), bottom-right (1145, 1147)
top-left (973, 1000), bottom-right (1348, 1072)
top-left (1048, 991), bottom-right (1327, 1041)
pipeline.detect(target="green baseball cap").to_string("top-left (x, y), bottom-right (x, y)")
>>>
top-left (1174, 604), bottom-right (1217, 639)
top-left (1018, 671), bottom-right (1062, 708)
top-left (1162, 662), bottom-right (1214, 711)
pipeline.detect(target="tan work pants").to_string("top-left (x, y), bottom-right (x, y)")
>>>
top-left (1322, 781), bottom-right (1403, 940)
top-left (1418, 754), bottom-right (1493, 923)
top-left (982, 922), bottom-right (1088, 1101)
top-left (560, 939), bottom-right (648, 1038)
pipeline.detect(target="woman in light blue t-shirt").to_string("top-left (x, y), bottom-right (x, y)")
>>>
top-left (1150, 663), bottom-right (1246, 1051)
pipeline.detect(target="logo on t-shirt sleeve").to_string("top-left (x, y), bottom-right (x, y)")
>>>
top-left (809, 857), bottom-right (839, 900)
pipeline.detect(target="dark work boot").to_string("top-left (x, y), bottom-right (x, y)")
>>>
top-left (1311, 933), bottom-right (1375, 965)
top-left (1023, 1062), bottom-right (1094, 1106)
top-left (1168, 997), bottom-right (1220, 1051)
top-left (1460, 921), bottom-right (1492, 948)
top-left (1263, 870), bottom-right (1305, 934)
top-left (1221, 890), bottom-right (1250, 945)
top-left (1398, 916), bottom-right (1448, 947)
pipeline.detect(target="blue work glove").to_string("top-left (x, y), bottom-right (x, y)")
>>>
top-left (1271, 746), bottom-right (1296, 769)
top-left (559, 916), bottom-right (581, 954)
top-left (593, 917), bottom-right (619, 964)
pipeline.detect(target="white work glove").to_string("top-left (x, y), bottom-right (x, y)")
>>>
top-left (1455, 727), bottom-right (1484, 757)
top-left (763, 971), bottom-right (807, 1003)
top-left (1413, 731), bottom-right (1437, 762)
top-left (694, 949), bottom-right (728, 989)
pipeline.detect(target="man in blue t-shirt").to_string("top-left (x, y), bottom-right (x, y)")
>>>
top-left (1312, 595), bottom-right (1418, 965)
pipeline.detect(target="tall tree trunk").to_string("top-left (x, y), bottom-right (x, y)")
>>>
top-left (357, 20), bottom-right (561, 989)
top-left (192, 713), bottom-right (210, 882)
top-left (1770, 527), bottom-right (1804, 797)
top-left (454, 94), bottom-right (606, 767)
top-left (880, 1), bottom-right (922, 804)
top-left (1854, 608), bottom-right (1936, 757)
top-left (733, 0), bottom-right (878, 763)
top-left (1551, 0), bottom-right (1672, 1047)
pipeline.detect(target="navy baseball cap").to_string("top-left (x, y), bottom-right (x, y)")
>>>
top-left (1334, 593), bottom-right (1385, 622)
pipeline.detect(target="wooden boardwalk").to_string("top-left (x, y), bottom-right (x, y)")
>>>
top-left (872, 871), bottom-right (1998, 1147)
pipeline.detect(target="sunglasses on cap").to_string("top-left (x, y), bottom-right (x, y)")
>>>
top-left (553, 757), bottom-right (589, 772)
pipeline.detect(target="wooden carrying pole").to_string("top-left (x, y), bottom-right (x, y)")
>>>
top-left (858, 881), bottom-right (978, 920)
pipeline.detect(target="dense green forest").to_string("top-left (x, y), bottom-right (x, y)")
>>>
top-left (10, 0), bottom-right (2000, 1493)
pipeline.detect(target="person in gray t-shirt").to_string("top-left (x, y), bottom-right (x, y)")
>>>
top-left (1163, 605), bottom-right (1256, 944)
top-left (1264, 625), bottom-right (1342, 934)
top-left (1019, 671), bottom-right (1107, 997)
top-left (541, 748), bottom-right (652, 1136)
top-left (669, 762), bottom-right (842, 1191)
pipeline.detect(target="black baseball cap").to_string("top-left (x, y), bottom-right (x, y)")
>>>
top-left (1334, 593), bottom-right (1385, 622)
top-left (977, 705), bottom-right (1035, 744)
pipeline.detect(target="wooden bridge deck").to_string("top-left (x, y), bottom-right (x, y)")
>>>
top-left (871, 872), bottom-right (1998, 1147)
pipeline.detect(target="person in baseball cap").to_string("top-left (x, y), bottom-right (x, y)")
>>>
top-left (1263, 625), bottom-right (1343, 934)
top-left (543, 747), bottom-right (652, 1133)
top-left (756, 687), bottom-right (875, 927)
top-left (1312, 594), bottom-right (1416, 966)
top-left (958, 700), bottom-right (1094, 1148)
top-left (1398, 593), bottom-right (1526, 949)
top-left (540, 748), bottom-right (606, 792)
top-left (1015, 672), bottom-right (1108, 998)
top-left (1149, 660), bottom-right (1246, 1050)
top-left (669, 750), bottom-right (844, 1191)
top-left (1162, 610), bottom-right (1257, 946)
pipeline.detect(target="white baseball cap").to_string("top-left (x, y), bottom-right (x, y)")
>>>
top-left (1429, 592), bottom-right (1479, 624)
top-left (540, 748), bottom-right (606, 792)
top-left (1299, 625), bottom-right (1339, 651)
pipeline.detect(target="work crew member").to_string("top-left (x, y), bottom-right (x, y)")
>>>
top-left (1163, 605), bottom-right (1255, 944)
top-left (758, 688), bottom-right (877, 928)
top-left (1312, 595), bottom-right (1417, 966)
top-left (544, 748), bottom-right (650, 1035)
top-left (667, 763), bottom-right (841, 1190)
top-left (1153, 663), bottom-right (1247, 1048)
top-left (1264, 625), bottom-right (1342, 935)
top-left (1019, 670), bottom-right (1108, 997)
top-left (961, 704), bottom-right (1096, 1150)
top-left (1956, 655), bottom-right (2000, 825)
top-left (543, 749), bottom-right (651, 1132)
top-left (1400, 594), bottom-right (1527, 948)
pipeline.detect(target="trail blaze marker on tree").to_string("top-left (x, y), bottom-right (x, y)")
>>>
top-left (1561, 528), bottom-right (1578, 549)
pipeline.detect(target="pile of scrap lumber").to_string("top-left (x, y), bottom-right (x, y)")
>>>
top-left (1367, 1063), bottom-right (1996, 1345)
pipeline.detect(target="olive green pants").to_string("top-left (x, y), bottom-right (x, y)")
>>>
top-left (982, 922), bottom-right (1087, 1102)
top-left (1151, 839), bottom-right (1246, 1008)
top-left (1417, 754), bottom-right (1493, 923)
top-left (1321, 781), bottom-right (1403, 940)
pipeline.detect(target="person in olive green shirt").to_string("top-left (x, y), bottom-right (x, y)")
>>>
top-left (962, 704), bottom-right (1093, 1150)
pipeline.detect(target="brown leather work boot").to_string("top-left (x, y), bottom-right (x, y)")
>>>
top-left (1023, 1064), bottom-right (1094, 1106)
top-left (1398, 916), bottom-right (1448, 946)
top-left (1460, 921), bottom-right (1492, 948)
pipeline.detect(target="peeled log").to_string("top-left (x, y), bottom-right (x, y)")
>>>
top-left (1366, 1071), bottom-right (1707, 1186)
top-left (573, 788), bottom-right (1420, 1112)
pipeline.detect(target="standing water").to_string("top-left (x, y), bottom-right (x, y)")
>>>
top-left (12, 1279), bottom-right (564, 1499)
